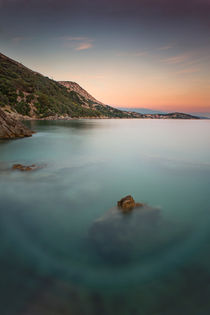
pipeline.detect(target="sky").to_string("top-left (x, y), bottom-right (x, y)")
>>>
top-left (0, 0), bottom-right (210, 113)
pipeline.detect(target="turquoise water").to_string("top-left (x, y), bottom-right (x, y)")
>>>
top-left (0, 119), bottom-right (210, 315)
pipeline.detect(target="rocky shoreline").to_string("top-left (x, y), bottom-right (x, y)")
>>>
top-left (2, 108), bottom-right (202, 121)
top-left (0, 106), bottom-right (202, 140)
top-left (0, 108), bottom-right (34, 139)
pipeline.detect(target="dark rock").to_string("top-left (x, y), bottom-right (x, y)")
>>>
top-left (117, 195), bottom-right (144, 212)
top-left (12, 164), bottom-right (39, 171)
top-left (0, 108), bottom-right (33, 139)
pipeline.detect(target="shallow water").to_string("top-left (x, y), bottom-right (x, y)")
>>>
top-left (0, 119), bottom-right (210, 315)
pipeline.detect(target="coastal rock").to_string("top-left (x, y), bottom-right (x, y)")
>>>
top-left (0, 108), bottom-right (33, 139)
top-left (12, 164), bottom-right (39, 171)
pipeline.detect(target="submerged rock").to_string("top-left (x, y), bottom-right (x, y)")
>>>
top-left (89, 196), bottom-right (163, 262)
top-left (0, 108), bottom-right (33, 139)
top-left (12, 164), bottom-right (40, 171)
top-left (89, 196), bottom-right (192, 264)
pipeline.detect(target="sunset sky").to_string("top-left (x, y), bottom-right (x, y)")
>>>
top-left (0, 0), bottom-right (210, 113)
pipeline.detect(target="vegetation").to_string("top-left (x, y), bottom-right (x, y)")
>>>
top-left (0, 53), bottom-right (134, 118)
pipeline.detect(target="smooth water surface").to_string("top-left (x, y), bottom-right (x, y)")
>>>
top-left (0, 119), bottom-right (210, 315)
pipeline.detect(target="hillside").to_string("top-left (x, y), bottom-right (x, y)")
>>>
top-left (0, 52), bottom-right (200, 120)
top-left (0, 52), bottom-right (139, 119)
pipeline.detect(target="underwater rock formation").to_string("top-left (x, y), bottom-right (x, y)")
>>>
top-left (89, 196), bottom-right (162, 262)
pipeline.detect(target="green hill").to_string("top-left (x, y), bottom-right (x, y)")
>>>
top-left (0, 52), bottom-right (140, 119)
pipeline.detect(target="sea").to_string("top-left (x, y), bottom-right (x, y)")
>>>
top-left (0, 119), bottom-right (210, 315)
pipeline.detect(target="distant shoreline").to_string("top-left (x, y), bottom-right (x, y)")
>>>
top-left (3, 108), bottom-right (206, 122)
top-left (22, 116), bottom-right (205, 121)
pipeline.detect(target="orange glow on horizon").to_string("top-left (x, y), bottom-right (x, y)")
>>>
top-left (28, 54), bottom-right (210, 114)
top-left (89, 79), bottom-right (210, 113)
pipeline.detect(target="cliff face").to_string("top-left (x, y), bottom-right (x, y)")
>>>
top-left (58, 81), bottom-right (104, 105)
top-left (0, 108), bottom-right (33, 139)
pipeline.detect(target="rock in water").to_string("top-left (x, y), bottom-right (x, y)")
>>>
top-left (0, 108), bottom-right (33, 139)
top-left (89, 196), bottom-right (193, 264)
top-left (12, 164), bottom-right (38, 171)
top-left (117, 195), bottom-right (144, 212)
top-left (89, 196), bottom-right (163, 263)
